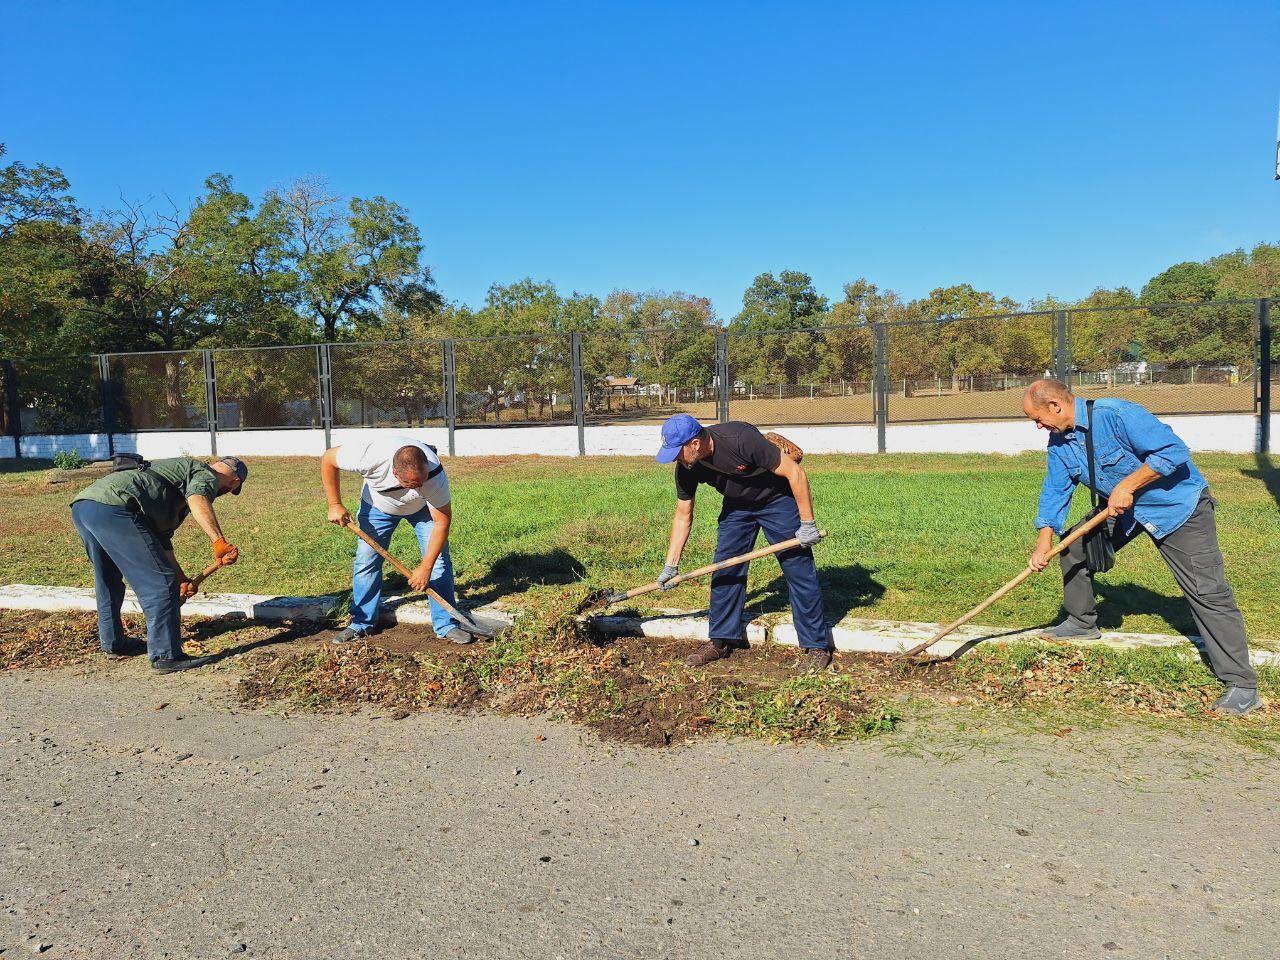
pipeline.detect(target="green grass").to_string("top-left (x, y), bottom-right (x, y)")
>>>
top-left (2, 452), bottom-right (1278, 640)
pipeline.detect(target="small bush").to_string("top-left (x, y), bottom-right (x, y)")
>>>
top-left (52, 449), bottom-right (89, 471)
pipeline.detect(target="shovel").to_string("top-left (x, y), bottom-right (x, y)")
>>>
top-left (339, 518), bottom-right (508, 638)
top-left (592, 530), bottom-right (828, 609)
top-left (180, 558), bottom-right (229, 605)
top-left (898, 510), bottom-right (1112, 660)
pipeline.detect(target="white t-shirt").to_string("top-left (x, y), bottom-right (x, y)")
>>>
top-left (335, 435), bottom-right (451, 517)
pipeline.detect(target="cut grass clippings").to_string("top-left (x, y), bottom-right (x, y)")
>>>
top-left (5, 596), bottom-right (1278, 750)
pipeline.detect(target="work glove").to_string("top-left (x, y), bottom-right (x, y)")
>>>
top-left (657, 564), bottom-right (680, 590)
top-left (795, 521), bottom-right (821, 547)
top-left (178, 576), bottom-right (197, 601)
top-left (213, 537), bottom-right (239, 566)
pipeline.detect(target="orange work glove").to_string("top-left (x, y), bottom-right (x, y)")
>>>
top-left (178, 577), bottom-right (197, 600)
top-left (212, 537), bottom-right (239, 565)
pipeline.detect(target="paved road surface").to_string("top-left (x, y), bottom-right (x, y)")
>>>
top-left (2, 666), bottom-right (1277, 959)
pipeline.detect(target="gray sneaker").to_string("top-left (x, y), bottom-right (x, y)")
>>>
top-left (442, 627), bottom-right (476, 645)
top-left (330, 626), bottom-right (371, 644)
top-left (1037, 619), bottom-right (1102, 641)
top-left (1212, 686), bottom-right (1263, 717)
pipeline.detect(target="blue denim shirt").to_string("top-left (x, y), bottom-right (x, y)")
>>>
top-left (1035, 397), bottom-right (1206, 540)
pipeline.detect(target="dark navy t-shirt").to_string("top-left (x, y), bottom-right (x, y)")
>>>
top-left (674, 422), bottom-right (790, 506)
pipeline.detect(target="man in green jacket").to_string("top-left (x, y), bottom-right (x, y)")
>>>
top-left (71, 456), bottom-right (247, 672)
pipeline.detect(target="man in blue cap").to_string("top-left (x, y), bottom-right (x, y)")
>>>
top-left (654, 414), bottom-right (832, 671)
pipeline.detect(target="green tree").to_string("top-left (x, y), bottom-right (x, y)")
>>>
top-left (271, 177), bottom-right (439, 343)
top-left (730, 271), bottom-right (830, 386)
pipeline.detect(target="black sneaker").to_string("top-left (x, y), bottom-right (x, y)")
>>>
top-left (104, 640), bottom-right (148, 660)
top-left (151, 654), bottom-right (215, 674)
top-left (330, 626), bottom-right (372, 644)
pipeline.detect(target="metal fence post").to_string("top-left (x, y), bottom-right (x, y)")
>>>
top-left (2, 359), bottom-right (21, 455)
top-left (96, 354), bottom-right (115, 457)
top-left (1053, 310), bottom-right (1070, 381)
top-left (570, 332), bottom-right (586, 456)
top-left (1258, 298), bottom-right (1272, 455)
top-left (443, 340), bottom-right (457, 457)
top-left (872, 323), bottom-right (888, 454)
top-left (202, 349), bottom-right (218, 457)
top-left (316, 344), bottom-right (333, 451)
top-left (715, 331), bottom-right (729, 423)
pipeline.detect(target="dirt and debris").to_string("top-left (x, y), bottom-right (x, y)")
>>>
top-left (4, 589), bottom-right (1277, 748)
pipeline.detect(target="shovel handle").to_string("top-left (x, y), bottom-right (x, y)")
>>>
top-left (180, 558), bottom-right (228, 605)
top-left (339, 517), bottom-right (473, 625)
top-left (610, 530), bottom-right (828, 604)
top-left (900, 510), bottom-right (1113, 658)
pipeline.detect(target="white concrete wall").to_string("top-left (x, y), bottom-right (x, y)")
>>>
top-left (0, 436), bottom-right (14, 459)
top-left (0, 412), bottom-right (1262, 461)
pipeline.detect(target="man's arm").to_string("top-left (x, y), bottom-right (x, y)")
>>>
top-left (1029, 448), bottom-right (1075, 571)
top-left (771, 456), bottom-right (814, 522)
top-left (320, 446), bottom-right (351, 525)
top-left (1106, 463), bottom-right (1162, 517)
top-left (187, 495), bottom-right (238, 564)
top-left (665, 497), bottom-right (695, 569)
top-left (408, 503), bottom-right (451, 593)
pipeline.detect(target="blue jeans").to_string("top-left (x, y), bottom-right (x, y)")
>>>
top-left (70, 500), bottom-right (184, 661)
top-left (350, 500), bottom-right (458, 637)
top-left (709, 496), bottom-right (830, 651)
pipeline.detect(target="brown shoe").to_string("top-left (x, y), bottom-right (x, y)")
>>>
top-left (800, 648), bottom-right (833, 673)
top-left (685, 641), bottom-right (733, 667)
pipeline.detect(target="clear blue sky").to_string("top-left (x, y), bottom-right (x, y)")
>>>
top-left (3, 0), bottom-right (1278, 319)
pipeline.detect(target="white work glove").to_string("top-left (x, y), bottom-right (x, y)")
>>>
top-left (795, 521), bottom-right (821, 547)
top-left (657, 564), bottom-right (680, 590)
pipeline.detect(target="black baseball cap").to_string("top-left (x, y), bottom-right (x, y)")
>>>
top-left (218, 456), bottom-right (248, 493)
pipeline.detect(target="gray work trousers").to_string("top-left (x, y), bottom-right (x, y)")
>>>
top-left (1059, 490), bottom-right (1257, 689)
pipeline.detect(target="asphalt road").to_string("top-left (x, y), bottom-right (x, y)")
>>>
top-left (2, 665), bottom-right (1277, 960)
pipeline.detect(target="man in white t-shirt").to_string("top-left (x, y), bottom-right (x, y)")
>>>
top-left (320, 435), bottom-right (473, 643)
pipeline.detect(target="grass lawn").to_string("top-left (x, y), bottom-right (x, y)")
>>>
top-left (2, 451), bottom-right (1278, 641)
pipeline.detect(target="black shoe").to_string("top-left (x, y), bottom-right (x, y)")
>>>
top-left (1037, 620), bottom-right (1102, 641)
top-left (330, 626), bottom-right (373, 644)
top-left (151, 654), bottom-right (215, 674)
top-left (104, 640), bottom-right (148, 660)
top-left (442, 627), bottom-right (477, 645)
top-left (685, 641), bottom-right (733, 667)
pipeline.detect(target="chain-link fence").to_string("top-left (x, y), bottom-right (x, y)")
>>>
top-left (1, 298), bottom-right (1275, 455)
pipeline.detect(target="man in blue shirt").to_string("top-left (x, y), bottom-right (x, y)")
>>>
top-left (1023, 379), bottom-right (1260, 716)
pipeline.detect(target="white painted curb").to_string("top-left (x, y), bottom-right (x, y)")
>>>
top-left (2, 583), bottom-right (1274, 668)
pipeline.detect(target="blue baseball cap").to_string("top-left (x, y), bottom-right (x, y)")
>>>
top-left (655, 414), bottom-right (703, 463)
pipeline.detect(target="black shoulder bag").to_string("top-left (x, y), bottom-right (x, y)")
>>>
top-left (1082, 399), bottom-right (1116, 574)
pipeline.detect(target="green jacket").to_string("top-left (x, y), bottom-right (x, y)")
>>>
top-left (73, 457), bottom-right (220, 546)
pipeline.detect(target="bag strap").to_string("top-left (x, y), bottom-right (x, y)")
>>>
top-left (1084, 399), bottom-right (1101, 511)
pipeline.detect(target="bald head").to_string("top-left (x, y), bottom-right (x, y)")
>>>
top-left (1024, 379), bottom-right (1073, 409)
top-left (1023, 379), bottom-right (1076, 434)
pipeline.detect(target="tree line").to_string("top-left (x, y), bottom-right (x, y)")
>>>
top-left (2, 143), bottom-right (1277, 431)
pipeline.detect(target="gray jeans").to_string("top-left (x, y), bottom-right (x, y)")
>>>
top-left (1059, 491), bottom-right (1257, 689)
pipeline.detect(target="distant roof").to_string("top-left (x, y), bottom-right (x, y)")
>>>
top-left (604, 376), bottom-right (638, 387)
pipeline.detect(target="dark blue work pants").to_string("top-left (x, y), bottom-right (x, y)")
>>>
top-left (70, 500), bottom-right (183, 661)
top-left (709, 495), bottom-right (830, 651)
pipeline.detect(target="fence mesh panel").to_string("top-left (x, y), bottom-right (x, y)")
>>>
top-left (886, 313), bottom-right (1052, 422)
top-left (1069, 302), bottom-right (1255, 415)
top-left (581, 327), bottom-right (718, 425)
top-left (212, 346), bottom-right (321, 429)
top-left (14, 356), bottom-right (104, 434)
top-left (454, 335), bottom-right (573, 426)
top-left (330, 341), bottom-right (444, 428)
top-left (108, 351), bottom-right (208, 430)
top-left (729, 326), bottom-right (874, 425)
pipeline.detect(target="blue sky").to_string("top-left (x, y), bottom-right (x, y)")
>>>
top-left (2, 0), bottom-right (1277, 319)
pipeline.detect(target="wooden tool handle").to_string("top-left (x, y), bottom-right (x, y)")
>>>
top-left (617, 530), bottom-right (828, 603)
top-left (189, 560), bottom-right (224, 590)
top-left (339, 518), bottom-right (472, 624)
top-left (901, 510), bottom-right (1112, 658)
